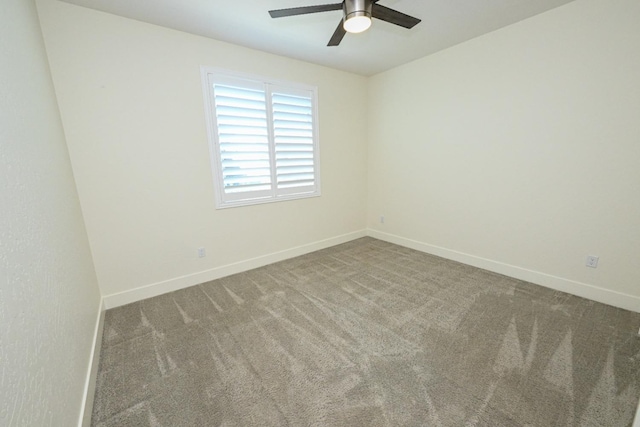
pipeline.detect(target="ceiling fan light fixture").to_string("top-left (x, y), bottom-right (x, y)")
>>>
top-left (268, 0), bottom-right (421, 47)
top-left (343, 0), bottom-right (372, 34)
top-left (344, 15), bottom-right (371, 33)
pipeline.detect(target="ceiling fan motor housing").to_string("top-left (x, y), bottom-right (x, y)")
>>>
top-left (343, 0), bottom-right (372, 21)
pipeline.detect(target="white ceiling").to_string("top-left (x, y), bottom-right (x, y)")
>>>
top-left (58, 0), bottom-right (575, 76)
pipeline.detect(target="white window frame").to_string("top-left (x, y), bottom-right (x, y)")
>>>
top-left (201, 67), bottom-right (321, 209)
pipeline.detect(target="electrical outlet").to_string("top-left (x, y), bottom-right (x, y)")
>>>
top-left (198, 247), bottom-right (206, 258)
top-left (586, 255), bottom-right (599, 268)
top-left (380, 215), bottom-right (385, 224)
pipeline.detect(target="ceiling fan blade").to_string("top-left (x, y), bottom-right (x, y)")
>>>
top-left (328, 19), bottom-right (347, 46)
top-left (372, 4), bottom-right (421, 29)
top-left (269, 3), bottom-right (343, 18)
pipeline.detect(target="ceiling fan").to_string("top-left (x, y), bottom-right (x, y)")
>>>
top-left (269, 0), bottom-right (421, 46)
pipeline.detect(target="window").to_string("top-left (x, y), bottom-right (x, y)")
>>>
top-left (201, 68), bottom-right (320, 208)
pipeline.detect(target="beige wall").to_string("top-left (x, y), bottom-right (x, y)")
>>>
top-left (37, 0), bottom-right (369, 301)
top-left (36, 0), bottom-right (639, 310)
top-left (0, 0), bottom-right (102, 425)
top-left (368, 0), bottom-right (640, 307)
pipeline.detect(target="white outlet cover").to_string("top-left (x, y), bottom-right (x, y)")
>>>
top-left (586, 255), bottom-right (599, 268)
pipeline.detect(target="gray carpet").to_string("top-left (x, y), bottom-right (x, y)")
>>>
top-left (91, 237), bottom-right (640, 426)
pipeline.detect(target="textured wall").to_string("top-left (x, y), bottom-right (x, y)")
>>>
top-left (0, 0), bottom-right (102, 425)
top-left (367, 0), bottom-right (640, 306)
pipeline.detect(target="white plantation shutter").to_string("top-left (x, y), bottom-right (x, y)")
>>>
top-left (203, 69), bottom-right (320, 208)
top-left (212, 83), bottom-right (271, 197)
top-left (272, 89), bottom-right (316, 193)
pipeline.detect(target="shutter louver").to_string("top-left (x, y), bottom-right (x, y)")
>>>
top-left (272, 92), bottom-right (316, 191)
top-left (213, 84), bottom-right (272, 194)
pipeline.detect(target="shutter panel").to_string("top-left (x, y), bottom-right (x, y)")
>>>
top-left (272, 91), bottom-right (316, 192)
top-left (212, 83), bottom-right (272, 194)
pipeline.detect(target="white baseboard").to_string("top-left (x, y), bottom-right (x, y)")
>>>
top-left (79, 298), bottom-right (106, 427)
top-left (367, 229), bottom-right (640, 313)
top-left (103, 230), bottom-right (367, 309)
